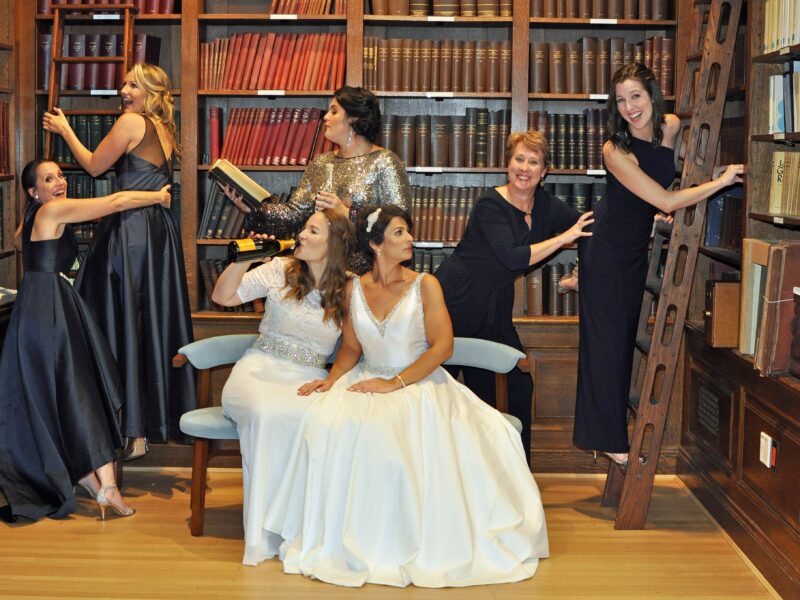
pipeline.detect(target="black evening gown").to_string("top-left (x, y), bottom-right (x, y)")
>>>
top-left (573, 137), bottom-right (675, 453)
top-left (435, 187), bottom-right (579, 462)
top-left (75, 117), bottom-right (195, 442)
top-left (0, 204), bottom-right (123, 522)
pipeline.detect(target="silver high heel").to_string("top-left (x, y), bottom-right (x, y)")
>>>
top-left (593, 450), bottom-right (645, 473)
top-left (96, 484), bottom-right (135, 520)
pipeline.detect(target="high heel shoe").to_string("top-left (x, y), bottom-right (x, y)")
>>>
top-left (122, 437), bottom-right (149, 462)
top-left (593, 450), bottom-right (629, 471)
top-left (96, 484), bottom-right (135, 520)
top-left (77, 476), bottom-right (100, 499)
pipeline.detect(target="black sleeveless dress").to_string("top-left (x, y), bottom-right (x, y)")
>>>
top-left (75, 117), bottom-right (195, 442)
top-left (0, 204), bottom-right (123, 521)
top-left (573, 137), bottom-right (675, 453)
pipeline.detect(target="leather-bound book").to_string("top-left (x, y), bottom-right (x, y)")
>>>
top-left (573, 182), bottom-right (591, 213)
top-left (474, 40), bottom-right (487, 93)
top-left (410, 186), bottom-right (421, 228)
top-left (397, 115), bottom-right (416, 166)
top-left (651, 35), bottom-right (662, 91)
top-left (591, 0), bottom-right (606, 18)
top-left (67, 33), bottom-right (86, 91)
top-left (634, 42), bottom-right (644, 66)
top-left (460, 0), bottom-right (477, 16)
top-left (409, 0), bottom-right (428, 14)
top-left (607, 0), bottom-right (622, 18)
top-left (566, 113), bottom-right (578, 170)
top-left (543, 0), bottom-right (556, 17)
top-left (580, 37), bottom-right (597, 95)
top-left (133, 34), bottom-right (161, 66)
top-left (465, 108), bottom-right (478, 168)
top-left (591, 181), bottom-right (606, 210)
top-left (238, 33), bottom-right (261, 89)
top-left (433, 0), bottom-right (456, 15)
top-left (417, 189), bottom-right (430, 241)
top-left (566, 42), bottom-right (582, 94)
top-left (279, 108), bottom-right (304, 165)
top-left (544, 264), bottom-right (564, 315)
top-left (486, 41), bottom-right (500, 93)
top-left (388, 39), bottom-right (403, 92)
top-left (498, 40), bottom-right (511, 93)
top-left (652, 0), bottom-right (667, 19)
top-left (381, 114), bottom-right (396, 154)
top-left (499, 109), bottom-right (510, 159)
top-left (376, 39), bottom-right (389, 91)
top-left (415, 114), bottom-right (431, 167)
top-left (449, 115), bottom-right (465, 168)
top-left (451, 40), bottom-right (463, 92)
top-left (499, 0), bottom-right (512, 16)
top-left (583, 108), bottom-right (597, 169)
top-left (475, 108), bottom-right (489, 168)
top-left (388, 0), bottom-right (409, 14)
top-left (546, 115), bottom-right (557, 166)
top-left (476, 0), bottom-right (498, 16)
top-left (623, 0), bottom-right (637, 19)
top-left (362, 36), bottom-right (374, 89)
top-left (287, 108), bottom-right (312, 165)
top-left (431, 187), bottom-right (445, 241)
top-left (555, 113), bottom-right (568, 169)
top-left (530, 42), bottom-right (548, 93)
top-left (525, 269), bottom-right (543, 316)
top-left (660, 37), bottom-right (674, 96)
top-left (409, 40), bottom-right (421, 92)
top-left (548, 42), bottom-right (566, 94)
top-left (372, 0), bottom-right (389, 14)
top-left (209, 107), bottom-right (222, 164)
top-left (430, 115), bottom-right (450, 168)
top-left (575, 112), bottom-right (587, 170)
top-left (401, 38), bottom-right (414, 91)
top-left (623, 42), bottom-right (635, 66)
top-left (565, 0), bottom-right (579, 17)
top-left (530, 0), bottom-right (543, 16)
top-left (419, 39), bottom-right (432, 91)
top-left (430, 41), bottom-right (441, 92)
top-left (84, 34), bottom-right (100, 91)
top-left (440, 40), bottom-right (453, 93)
top-left (486, 110), bottom-right (501, 168)
top-left (578, 0), bottom-right (591, 17)
top-left (597, 37), bottom-right (610, 95)
top-left (37, 33), bottom-right (52, 91)
top-left (461, 41), bottom-right (475, 93)
top-left (609, 37), bottom-right (624, 87)
top-left (453, 187), bottom-right (469, 241)
top-left (638, 0), bottom-right (650, 20)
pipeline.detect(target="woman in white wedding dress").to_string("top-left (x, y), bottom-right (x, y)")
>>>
top-left (264, 204), bottom-right (549, 588)
top-left (211, 209), bottom-right (354, 566)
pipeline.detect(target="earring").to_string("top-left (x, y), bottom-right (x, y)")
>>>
top-left (35, 194), bottom-right (39, 201)
top-left (375, 249), bottom-right (381, 256)
top-left (347, 127), bottom-right (354, 147)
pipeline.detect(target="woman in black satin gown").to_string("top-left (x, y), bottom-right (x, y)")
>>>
top-left (573, 63), bottom-right (743, 469)
top-left (0, 160), bottom-right (169, 521)
top-left (43, 64), bottom-right (195, 458)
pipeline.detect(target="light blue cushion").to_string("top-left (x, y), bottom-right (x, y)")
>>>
top-left (502, 413), bottom-right (523, 434)
top-left (444, 337), bottom-right (525, 374)
top-left (178, 334), bottom-right (258, 370)
top-left (179, 407), bottom-right (239, 440)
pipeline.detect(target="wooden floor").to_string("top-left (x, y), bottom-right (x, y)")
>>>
top-left (0, 469), bottom-right (779, 599)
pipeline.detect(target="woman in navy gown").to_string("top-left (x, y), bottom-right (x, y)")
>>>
top-left (43, 64), bottom-right (194, 459)
top-left (0, 160), bottom-right (169, 521)
top-left (573, 63), bottom-right (743, 468)
top-left (435, 131), bottom-right (594, 463)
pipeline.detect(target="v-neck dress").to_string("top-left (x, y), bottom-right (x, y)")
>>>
top-left (261, 273), bottom-right (549, 588)
top-left (74, 115), bottom-right (195, 442)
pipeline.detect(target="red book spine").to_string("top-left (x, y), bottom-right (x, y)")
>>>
top-left (222, 34), bottom-right (242, 90)
top-left (310, 117), bottom-right (328, 160)
top-left (238, 33), bottom-right (261, 90)
top-left (287, 108), bottom-right (312, 165)
top-left (255, 107), bottom-right (276, 165)
top-left (219, 108), bottom-right (240, 159)
top-left (262, 107), bottom-right (287, 166)
top-left (236, 108), bottom-right (259, 165)
top-left (297, 108), bottom-right (323, 165)
top-left (280, 108), bottom-right (304, 164)
top-left (209, 106), bottom-right (221, 163)
top-left (231, 32), bottom-right (254, 90)
top-left (270, 108), bottom-right (294, 165)
top-left (254, 33), bottom-right (277, 89)
top-left (247, 35), bottom-right (270, 90)
top-left (262, 34), bottom-right (285, 89)
top-left (275, 34), bottom-right (298, 90)
top-left (243, 108), bottom-right (267, 165)
top-left (335, 34), bottom-right (347, 88)
top-left (145, 0), bottom-right (160, 13)
top-left (315, 33), bottom-right (337, 90)
top-left (160, 0), bottom-right (175, 13)
top-left (285, 33), bottom-right (310, 91)
top-left (302, 33), bottom-right (325, 91)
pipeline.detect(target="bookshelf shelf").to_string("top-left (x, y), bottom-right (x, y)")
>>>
top-left (200, 14), bottom-right (346, 22)
top-left (528, 93), bottom-right (676, 101)
top-left (748, 211), bottom-right (800, 228)
top-left (751, 132), bottom-right (800, 143)
top-left (364, 16), bottom-right (512, 25)
top-left (373, 91), bottom-right (512, 99)
top-left (529, 18), bottom-right (677, 27)
top-left (406, 167), bottom-right (506, 174)
top-left (698, 245), bottom-right (742, 268)
top-left (198, 90), bottom-right (334, 96)
top-left (198, 164), bottom-right (305, 171)
top-left (35, 89), bottom-right (182, 96)
top-left (752, 43), bottom-right (800, 63)
top-left (550, 168), bottom-right (607, 176)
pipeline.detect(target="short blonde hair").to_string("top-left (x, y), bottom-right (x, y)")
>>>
top-left (504, 130), bottom-right (551, 168)
top-left (130, 63), bottom-right (181, 158)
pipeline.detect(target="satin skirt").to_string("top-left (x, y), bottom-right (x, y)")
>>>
top-left (263, 365), bottom-right (549, 588)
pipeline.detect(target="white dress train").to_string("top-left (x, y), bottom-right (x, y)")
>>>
top-left (263, 273), bottom-right (549, 587)
top-left (221, 257), bottom-right (340, 566)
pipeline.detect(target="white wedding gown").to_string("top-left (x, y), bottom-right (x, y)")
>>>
top-left (221, 257), bottom-right (341, 566)
top-left (263, 273), bottom-right (549, 587)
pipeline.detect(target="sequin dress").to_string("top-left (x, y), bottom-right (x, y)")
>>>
top-left (0, 203), bottom-right (123, 522)
top-left (221, 257), bottom-right (341, 566)
top-left (249, 149), bottom-right (411, 274)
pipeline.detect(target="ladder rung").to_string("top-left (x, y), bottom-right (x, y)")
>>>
top-left (634, 337), bottom-right (650, 356)
top-left (60, 109), bottom-right (122, 116)
top-left (645, 276), bottom-right (662, 296)
top-left (654, 219), bottom-right (673, 238)
top-left (54, 57), bottom-right (124, 64)
top-left (686, 52), bottom-right (702, 62)
top-left (53, 4), bottom-right (137, 12)
top-left (676, 112), bottom-right (692, 120)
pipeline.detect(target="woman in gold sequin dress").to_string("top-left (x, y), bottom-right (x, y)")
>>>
top-left (223, 86), bottom-right (411, 274)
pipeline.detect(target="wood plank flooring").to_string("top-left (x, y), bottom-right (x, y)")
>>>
top-left (0, 470), bottom-right (778, 599)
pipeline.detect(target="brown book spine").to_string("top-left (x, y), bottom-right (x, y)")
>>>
top-left (565, 0), bottom-right (579, 17)
top-left (609, 37), bottom-right (624, 88)
top-left (530, 42), bottom-right (548, 94)
top-left (474, 40), bottom-right (487, 93)
top-left (597, 37), bottom-right (610, 95)
top-left (460, 0), bottom-right (477, 15)
top-left (399, 38), bottom-right (413, 92)
top-left (623, 0), bottom-right (637, 18)
top-left (372, 0), bottom-right (389, 14)
top-left (580, 37), bottom-right (598, 95)
top-left (409, 0), bottom-right (429, 14)
top-left (474, 109), bottom-right (489, 168)
top-left (430, 41), bottom-right (441, 92)
top-left (465, 108), bottom-right (478, 168)
top-left (526, 269), bottom-right (544, 316)
top-left (440, 39), bottom-right (453, 93)
top-left (591, 0), bottom-right (606, 18)
top-left (543, 0), bottom-right (556, 17)
top-left (652, 0), bottom-right (667, 19)
top-left (415, 114), bottom-right (431, 167)
top-left (376, 38), bottom-right (389, 91)
top-left (566, 42), bottom-right (582, 94)
top-left (578, 0), bottom-right (591, 17)
top-left (451, 40), bottom-right (463, 92)
top-left (430, 115), bottom-right (450, 168)
top-left (607, 0), bottom-right (622, 18)
top-left (486, 40), bottom-right (500, 93)
top-left (486, 110), bottom-right (502, 168)
top-left (431, 187), bottom-right (445, 241)
top-left (388, 0), bottom-right (409, 14)
top-left (411, 39), bottom-right (421, 91)
top-left (461, 41), bottom-right (475, 93)
top-left (396, 115), bottom-right (416, 166)
top-left (449, 115), bottom-right (465, 169)
top-left (652, 35), bottom-right (663, 93)
top-left (530, 0), bottom-right (543, 17)
top-left (388, 38), bottom-right (403, 92)
top-left (381, 114), bottom-right (396, 154)
top-left (549, 42), bottom-right (566, 94)
top-left (418, 39), bottom-right (432, 92)
top-left (661, 37), bottom-right (674, 96)
top-left (638, 0), bottom-right (651, 20)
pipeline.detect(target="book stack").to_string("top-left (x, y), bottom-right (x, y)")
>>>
top-left (210, 106), bottom-right (329, 167)
top-left (704, 186), bottom-right (743, 251)
top-left (45, 114), bottom-right (116, 164)
top-left (410, 185), bottom-right (481, 242)
top-left (370, 0), bottom-right (512, 16)
top-left (269, 0), bottom-right (347, 14)
top-left (198, 185), bottom-right (294, 242)
top-left (528, 109), bottom-right (608, 171)
top-left (37, 0), bottom-right (179, 15)
top-left (199, 32), bottom-right (346, 91)
top-left (384, 109), bottom-right (510, 169)
top-left (37, 33), bottom-right (160, 91)
top-left (412, 249), bottom-right (449, 274)
top-left (0, 101), bottom-right (8, 175)
top-left (523, 263), bottom-right (577, 317)
top-left (529, 35), bottom-right (674, 96)
top-left (363, 38), bottom-right (512, 94)
top-left (199, 258), bottom-right (265, 314)
top-left (530, 0), bottom-right (669, 19)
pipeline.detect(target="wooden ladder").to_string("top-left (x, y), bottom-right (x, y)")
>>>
top-left (600, 0), bottom-right (743, 529)
top-left (45, 3), bottom-right (137, 160)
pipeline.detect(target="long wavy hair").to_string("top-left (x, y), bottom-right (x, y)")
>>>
top-left (283, 209), bottom-right (354, 329)
top-left (606, 63), bottom-right (666, 154)
top-left (130, 63), bottom-right (181, 158)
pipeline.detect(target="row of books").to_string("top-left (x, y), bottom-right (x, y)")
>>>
top-left (199, 32), bottom-right (346, 91)
top-left (199, 259), bottom-right (265, 313)
top-left (37, 33), bottom-right (160, 91)
top-left (362, 38), bottom-right (512, 94)
top-left (63, 172), bottom-right (120, 199)
top-left (270, 0), bottom-right (348, 14)
top-left (524, 264), bottom-right (579, 317)
top-left (761, 0), bottom-right (800, 54)
top-left (45, 114), bottom-right (116, 165)
top-left (544, 181), bottom-right (606, 214)
top-left (210, 106), bottom-right (333, 167)
top-left (37, 0), bottom-right (179, 14)
top-left (530, 35), bottom-right (674, 96)
top-left (0, 102), bottom-right (9, 176)
top-left (767, 65), bottom-right (800, 135)
top-left (198, 185), bottom-right (292, 241)
top-left (529, 109), bottom-right (609, 171)
top-left (704, 188), bottom-right (743, 251)
top-left (70, 221), bottom-right (99, 243)
top-left (370, 0), bottom-right (511, 16)
top-left (409, 185), bottom-right (481, 242)
top-left (530, 0), bottom-right (669, 19)
top-left (382, 110), bottom-right (510, 169)
top-left (768, 151), bottom-right (800, 217)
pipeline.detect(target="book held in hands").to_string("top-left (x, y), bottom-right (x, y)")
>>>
top-left (208, 159), bottom-right (271, 212)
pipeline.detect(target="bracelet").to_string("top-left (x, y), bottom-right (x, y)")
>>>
top-left (396, 374), bottom-right (407, 388)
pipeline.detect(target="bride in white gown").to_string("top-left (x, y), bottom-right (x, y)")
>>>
top-left (264, 204), bottom-right (549, 588)
top-left (211, 209), bottom-right (354, 566)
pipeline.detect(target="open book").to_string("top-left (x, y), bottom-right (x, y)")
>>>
top-left (208, 159), bottom-right (271, 212)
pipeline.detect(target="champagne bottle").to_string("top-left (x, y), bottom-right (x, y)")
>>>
top-left (227, 238), bottom-right (295, 263)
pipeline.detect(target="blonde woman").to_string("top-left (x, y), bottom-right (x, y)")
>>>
top-left (43, 63), bottom-right (194, 458)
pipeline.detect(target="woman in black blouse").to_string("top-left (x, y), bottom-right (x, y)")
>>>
top-left (435, 131), bottom-right (593, 463)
